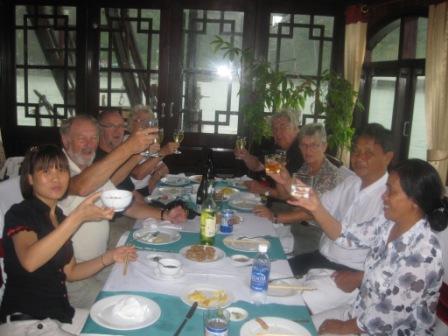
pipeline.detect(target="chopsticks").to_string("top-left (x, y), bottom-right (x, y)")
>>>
top-left (268, 284), bottom-right (316, 291)
top-left (123, 253), bottom-right (129, 276)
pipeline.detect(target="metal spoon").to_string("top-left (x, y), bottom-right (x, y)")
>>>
top-left (152, 256), bottom-right (179, 269)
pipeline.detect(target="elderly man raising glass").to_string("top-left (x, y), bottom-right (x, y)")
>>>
top-left (234, 110), bottom-right (303, 199)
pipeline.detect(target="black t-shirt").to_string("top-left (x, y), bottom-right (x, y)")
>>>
top-left (95, 148), bottom-right (135, 192)
top-left (0, 198), bottom-right (75, 323)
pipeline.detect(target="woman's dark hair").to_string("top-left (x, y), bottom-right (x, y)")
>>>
top-left (20, 144), bottom-right (69, 199)
top-left (390, 158), bottom-right (448, 231)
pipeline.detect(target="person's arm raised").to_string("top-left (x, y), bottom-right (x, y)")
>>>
top-left (68, 128), bottom-right (156, 196)
top-left (13, 193), bottom-right (114, 272)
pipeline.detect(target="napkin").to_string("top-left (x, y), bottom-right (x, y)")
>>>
top-left (301, 268), bottom-right (358, 315)
top-left (112, 296), bottom-right (150, 322)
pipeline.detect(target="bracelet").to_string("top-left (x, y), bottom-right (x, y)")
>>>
top-left (100, 254), bottom-right (107, 267)
top-left (160, 208), bottom-right (166, 220)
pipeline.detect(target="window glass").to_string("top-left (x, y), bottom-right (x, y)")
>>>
top-left (15, 5), bottom-right (76, 127)
top-left (408, 76), bottom-right (426, 159)
top-left (181, 10), bottom-right (244, 134)
top-left (368, 76), bottom-right (396, 129)
top-left (99, 8), bottom-right (160, 111)
top-left (415, 18), bottom-right (427, 59)
top-left (371, 20), bottom-right (400, 62)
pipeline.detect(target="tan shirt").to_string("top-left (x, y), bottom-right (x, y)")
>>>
top-left (58, 150), bottom-right (116, 262)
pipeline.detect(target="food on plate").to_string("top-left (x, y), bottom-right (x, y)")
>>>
top-left (187, 289), bottom-right (228, 308)
top-left (185, 245), bottom-right (216, 262)
top-left (214, 187), bottom-right (238, 201)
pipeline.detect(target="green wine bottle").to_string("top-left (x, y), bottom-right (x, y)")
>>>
top-left (200, 181), bottom-right (216, 245)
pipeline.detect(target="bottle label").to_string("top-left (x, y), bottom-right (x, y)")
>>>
top-left (201, 212), bottom-right (216, 238)
top-left (250, 267), bottom-right (269, 292)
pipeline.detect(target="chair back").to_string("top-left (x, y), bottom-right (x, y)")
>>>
top-left (0, 176), bottom-right (23, 303)
top-left (0, 156), bottom-right (24, 181)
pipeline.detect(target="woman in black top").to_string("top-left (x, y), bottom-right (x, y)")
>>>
top-left (0, 145), bottom-right (137, 335)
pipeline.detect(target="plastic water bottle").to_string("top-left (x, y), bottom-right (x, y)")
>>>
top-left (250, 244), bottom-right (270, 304)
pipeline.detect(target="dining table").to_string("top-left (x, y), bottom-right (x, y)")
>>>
top-left (80, 175), bottom-right (317, 336)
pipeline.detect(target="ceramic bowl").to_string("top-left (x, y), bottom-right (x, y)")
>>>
top-left (158, 258), bottom-right (182, 276)
top-left (101, 190), bottom-right (133, 211)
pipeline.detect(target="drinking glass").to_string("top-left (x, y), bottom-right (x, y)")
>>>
top-left (172, 129), bottom-right (184, 154)
top-left (141, 118), bottom-right (159, 157)
top-left (275, 149), bottom-right (287, 166)
top-left (290, 173), bottom-right (314, 199)
top-left (203, 308), bottom-right (229, 335)
top-left (235, 136), bottom-right (247, 150)
top-left (264, 154), bottom-right (282, 174)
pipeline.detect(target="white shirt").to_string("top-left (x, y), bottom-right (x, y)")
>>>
top-left (58, 150), bottom-right (116, 262)
top-left (319, 173), bottom-right (388, 270)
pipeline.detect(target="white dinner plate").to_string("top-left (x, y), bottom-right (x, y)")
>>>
top-left (214, 186), bottom-right (240, 201)
top-left (228, 192), bottom-right (261, 211)
top-left (181, 284), bottom-right (234, 309)
top-left (133, 228), bottom-right (181, 245)
top-left (90, 295), bottom-right (161, 331)
top-left (160, 175), bottom-right (190, 187)
top-left (223, 235), bottom-right (271, 252)
top-left (240, 316), bottom-right (311, 336)
top-left (179, 245), bottom-right (225, 263)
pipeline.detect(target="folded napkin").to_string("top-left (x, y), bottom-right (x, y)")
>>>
top-left (111, 296), bottom-right (150, 322)
top-left (301, 268), bottom-right (358, 315)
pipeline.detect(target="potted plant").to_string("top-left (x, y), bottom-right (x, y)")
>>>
top-left (211, 36), bottom-right (313, 144)
top-left (314, 71), bottom-right (363, 160)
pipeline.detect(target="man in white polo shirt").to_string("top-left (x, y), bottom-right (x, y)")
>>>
top-left (59, 115), bottom-right (187, 308)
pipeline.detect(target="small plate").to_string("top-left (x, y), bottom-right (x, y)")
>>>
top-left (180, 245), bottom-right (225, 263)
top-left (228, 193), bottom-right (261, 211)
top-left (160, 175), bottom-right (190, 187)
top-left (181, 284), bottom-right (234, 309)
top-left (149, 267), bottom-right (185, 281)
top-left (226, 307), bottom-right (248, 322)
top-left (230, 254), bottom-right (251, 266)
top-left (133, 228), bottom-right (181, 245)
top-left (90, 295), bottom-right (161, 331)
top-left (240, 316), bottom-right (311, 336)
top-left (223, 235), bottom-right (271, 253)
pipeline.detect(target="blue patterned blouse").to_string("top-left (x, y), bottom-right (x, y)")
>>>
top-left (336, 217), bottom-right (443, 335)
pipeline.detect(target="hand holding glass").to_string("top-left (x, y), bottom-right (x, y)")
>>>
top-left (141, 118), bottom-right (159, 157)
top-left (172, 129), bottom-right (184, 154)
top-left (290, 173), bottom-right (314, 199)
top-left (265, 154), bottom-right (282, 174)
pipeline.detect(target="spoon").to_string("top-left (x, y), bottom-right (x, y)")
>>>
top-left (152, 256), bottom-right (179, 269)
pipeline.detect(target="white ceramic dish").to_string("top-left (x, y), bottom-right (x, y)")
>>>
top-left (181, 284), bottom-right (234, 309)
top-left (160, 175), bottom-right (190, 187)
top-left (240, 316), bottom-right (311, 336)
top-left (226, 307), bottom-right (248, 322)
top-left (228, 192), bottom-right (261, 211)
top-left (149, 267), bottom-right (185, 281)
top-left (133, 228), bottom-right (181, 245)
top-left (223, 235), bottom-right (271, 252)
top-left (230, 254), bottom-right (251, 266)
top-left (179, 245), bottom-right (225, 263)
top-left (101, 190), bottom-right (133, 212)
top-left (157, 258), bottom-right (181, 276)
top-left (90, 295), bottom-right (161, 331)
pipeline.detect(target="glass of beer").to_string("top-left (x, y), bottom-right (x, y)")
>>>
top-left (265, 154), bottom-right (282, 174)
top-left (172, 129), bottom-right (184, 154)
top-left (235, 136), bottom-right (246, 150)
top-left (290, 173), bottom-right (314, 199)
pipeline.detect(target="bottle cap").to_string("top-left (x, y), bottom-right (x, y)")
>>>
top-left (258, 244), bottom-right (268, 253)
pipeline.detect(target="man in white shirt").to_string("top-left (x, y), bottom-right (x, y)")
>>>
top-left (277, 124), bottom-right (394, 275)
top-left (59, 115), bottom-right (187, 308)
